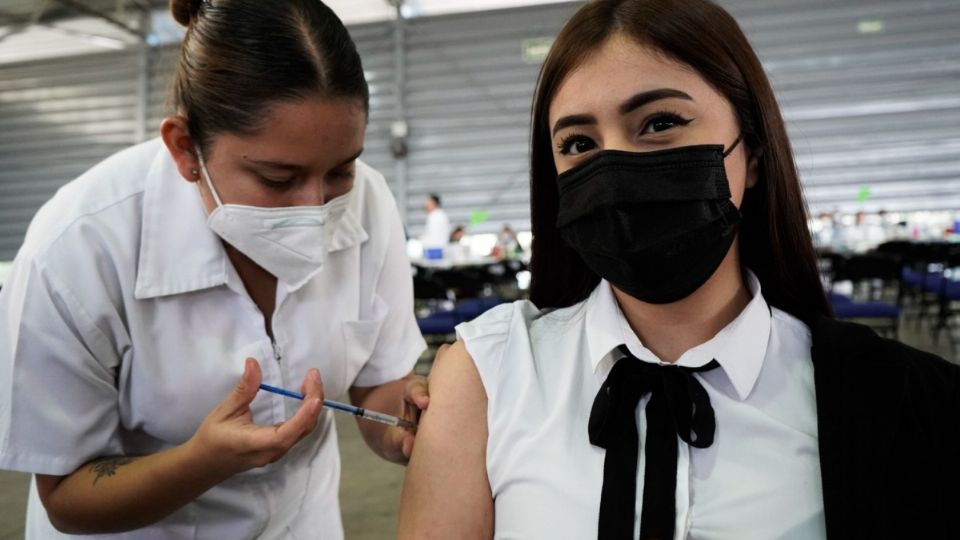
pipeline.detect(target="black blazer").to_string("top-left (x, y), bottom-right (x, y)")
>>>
top-left (809, 315), bottom-right (960, 539)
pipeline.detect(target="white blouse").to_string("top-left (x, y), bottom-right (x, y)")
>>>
top-left (456, 272), bottom-right (826, 540)
top-left (0, 139), bottom-right (425, 539)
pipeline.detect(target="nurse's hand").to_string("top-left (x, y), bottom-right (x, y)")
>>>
top-left (398, 344), bottom-right (447, 459)
top-left (349, 345), bottom-right (447, 464)
top-left (32, 359), bottom-right (323, 535)
top-left (400, 372), bottom-right (430, 459)
top-left (186, 358), bottom-right (324, 478)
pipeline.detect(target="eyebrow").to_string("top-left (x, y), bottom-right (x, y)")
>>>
top-left (618, 88), bottom-right (694, 115)
top-left (551, 88), bottom-right (695, 137)
top-left (552, 114), bottom-right (597, 137)
top-left (248, 148), bottom-right (364, 171)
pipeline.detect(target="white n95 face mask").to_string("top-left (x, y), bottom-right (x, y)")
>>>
top-left (195, 147), bottom-right (351, 289)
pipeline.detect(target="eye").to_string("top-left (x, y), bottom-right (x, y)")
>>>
top-left (258, 174), bottom-right (293, 190)
top-left (558, 134), bottom-right (597, 156)
top-left (640, 112), bottom-right (692, 135)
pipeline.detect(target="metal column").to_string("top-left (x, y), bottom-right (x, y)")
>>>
top-left (391, 1), bottom-right (409, 226)
top-left (134, 10), bottom-right (151, 142)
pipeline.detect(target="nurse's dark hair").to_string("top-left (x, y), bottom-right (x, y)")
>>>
top-left (167, 0), bottom-right (368, 153)
top-left (528, 0), bottom-right (831, 319)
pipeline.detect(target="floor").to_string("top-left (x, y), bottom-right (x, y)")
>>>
top-left (0, 321), bottom-right (956, 540)
top-left (0, 470), bottom-right (27, 540)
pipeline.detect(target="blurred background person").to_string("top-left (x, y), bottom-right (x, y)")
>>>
top-left (420, 193), bottom-right (451, 254)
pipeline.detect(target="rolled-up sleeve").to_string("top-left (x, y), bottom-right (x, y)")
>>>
top-left (0, 256), bottom-right (122, 476)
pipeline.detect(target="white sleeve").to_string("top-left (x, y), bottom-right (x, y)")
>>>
top-left (0, 256), bottom-right (123, 475)
top-left (455, 305), bottom-right (515, 406)
top-left (351, 200), bottom-right (427, 388)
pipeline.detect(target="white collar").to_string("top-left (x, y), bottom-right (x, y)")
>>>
top-left (134, 145), bottom-right (229, 299)
top-left (584, 269), bottom-right (771, 401)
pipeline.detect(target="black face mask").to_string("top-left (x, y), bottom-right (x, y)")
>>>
top-left (556, 138), bottom-right (743, 304)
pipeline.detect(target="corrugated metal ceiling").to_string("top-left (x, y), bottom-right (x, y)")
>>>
top-left (0, 0), bottom-right (580, 65)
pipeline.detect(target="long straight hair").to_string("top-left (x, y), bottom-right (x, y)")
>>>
top-left (528, 0), bottom-right (830, 319)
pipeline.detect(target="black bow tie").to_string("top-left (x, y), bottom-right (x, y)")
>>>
top-left (588, 345), bottom-right (720, 540)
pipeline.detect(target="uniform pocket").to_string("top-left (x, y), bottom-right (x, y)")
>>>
top-left (340, 294), bottom-right (388, 388)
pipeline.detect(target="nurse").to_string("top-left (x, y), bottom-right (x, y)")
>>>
top-left (0, 0), bottom-right (426, 538)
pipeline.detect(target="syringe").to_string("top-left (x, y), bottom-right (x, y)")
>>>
top-left (258, 383), bottom-right (417, 429)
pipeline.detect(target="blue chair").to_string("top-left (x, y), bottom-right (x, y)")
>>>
top-left (829, 292), bottom-right (852, 305)
top-left (830, 292), bottom-right (900, 338)
top-left (832, 300), bottom-right (901, 320)
top-left (907, 242), bottom-right (953, 326)
top-left (902, 267), bottom-right (922, 288)
top-left (933, 250), bottom-right (960, 346)
top-left (921, 272), bottom-right (945, 295)
top-left (417, 310), bottom-right (460, 337)
top-left (454, 297), bottom-right (506, 321)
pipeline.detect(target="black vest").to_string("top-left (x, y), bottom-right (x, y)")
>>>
top-left (808, 315), bottom-right (959, 539)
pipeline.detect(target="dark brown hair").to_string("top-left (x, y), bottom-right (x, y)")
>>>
top-left (528, 0), bottom-right (830, 319)
top-left (168, 0), bottom-right (368, 152)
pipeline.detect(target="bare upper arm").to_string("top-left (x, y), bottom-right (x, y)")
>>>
top-left (35, 473), bottom-right (63, 502)
top-left (397, 340), bottom-right (493, 540)
top-left (34, 474), bottom-right (72, 532)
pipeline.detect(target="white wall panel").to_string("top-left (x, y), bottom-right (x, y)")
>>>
top-left (0, 51), bottom-right (139, 259)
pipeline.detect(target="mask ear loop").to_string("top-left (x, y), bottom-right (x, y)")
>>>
top-left (194, 146), bottom-right (225, 208)
top-left (722, 134), bottom-right (743, 158)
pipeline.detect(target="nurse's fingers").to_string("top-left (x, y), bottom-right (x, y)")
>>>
top-left (298, 368), bottom-right (324, 398)
top-left (265, 369), bottom-right (324, 445)
top-left (405, 375), bottom-right (430, 410)
top-left (217, 358), bottom-right (262, 418)
top-left (272, 393), bottom-right (323, 448)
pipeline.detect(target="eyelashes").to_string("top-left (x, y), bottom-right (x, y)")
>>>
top-left (557, 133), bottom-right (595, 156)
top-left (555, 110), bottom-right (694, 156)
top-left (257, 175), bottom-right (293, 190)
top-left (256, 172), bottom-right (355, 192)
top-left (641, 112), bottom-right (692, 134)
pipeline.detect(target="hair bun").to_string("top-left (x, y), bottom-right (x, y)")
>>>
top-left (170, 0), bottom-right (204, 26)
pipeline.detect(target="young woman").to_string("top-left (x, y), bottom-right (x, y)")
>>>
top-left (398, 1), bottom-right (960, 538)
top-left (0, 1), bottom-right (427, 537)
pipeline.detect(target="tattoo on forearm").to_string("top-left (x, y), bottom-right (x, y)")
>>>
top-left (89, 456), bottom-right (135, 485)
